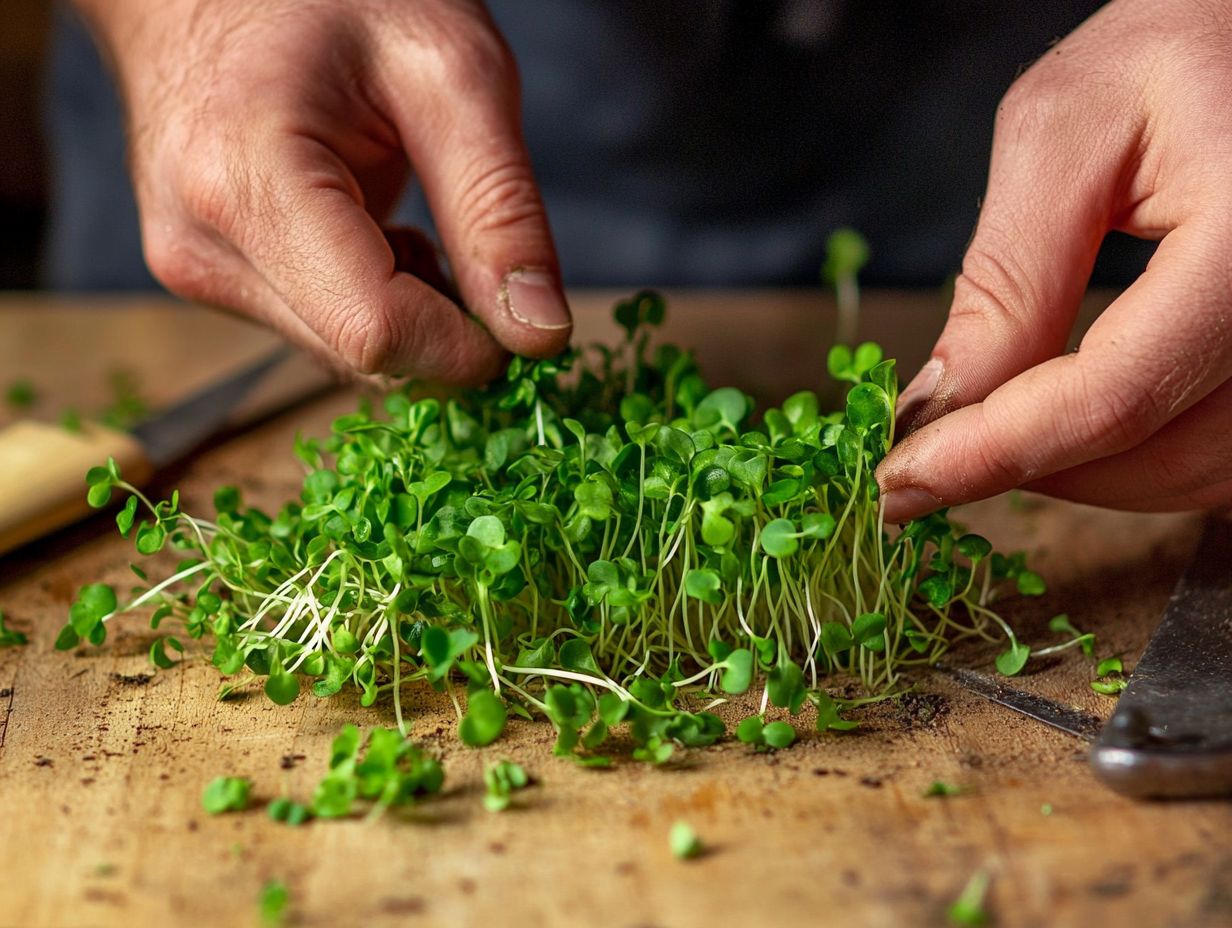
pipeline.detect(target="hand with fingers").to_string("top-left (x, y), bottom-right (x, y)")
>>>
top-left (878, 0), bottom-right (1232, 521)
top-left (76, 0), bottom-right (570, 384)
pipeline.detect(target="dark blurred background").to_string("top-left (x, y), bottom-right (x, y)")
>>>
top-left (1, 0), bottom-right (51, 289)
top-left (2, 1), bottom-right (1152, 293)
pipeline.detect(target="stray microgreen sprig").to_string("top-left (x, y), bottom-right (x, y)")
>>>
top-left (259, 880), bottom-right (289, 926)
top-left (0, 611), bottom-right (28, 648)
top-left (669, 820), bottom-right (704, 860)
top-left (201, 776), bottom-right (252, 814)
top-left (1091, 657), bottom-right (1128, 695)
top-left (822, 228), bottom-right (870, 349)
top-left (923, 780), bottom-right (965, 798)
top-left (735, 715), bottom-right (797, 752)
top-left (213, 727), bottom-right (444, 826)
top-left (5, 379), bottom-right (36, 410)
top-left (948, 869), bottom-right (992, 927)
top-left (483, 760), bottom-right (530, 812)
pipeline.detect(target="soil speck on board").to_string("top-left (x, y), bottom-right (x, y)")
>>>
top-left (109, 673), bottom-right (153, 687)
top-left (379, 896), bottom-right (426, 915)
top-left (893, 692), bottom-right (950, 731)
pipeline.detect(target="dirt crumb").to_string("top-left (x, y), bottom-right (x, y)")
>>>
top-left (110, 672), bottom-right (153, 686)
top-left (379, 896), bottom-right (426, 915)
top-left (893, 692), bottom-right (950, 731)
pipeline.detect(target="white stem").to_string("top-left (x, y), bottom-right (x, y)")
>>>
top-left (114, 560), bottom-right (212, 618)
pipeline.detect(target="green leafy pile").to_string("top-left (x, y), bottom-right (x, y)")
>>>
top-left (202, 725), bottom-right (444, 824)
top-left (60, 292), bottom-right (1047, 760)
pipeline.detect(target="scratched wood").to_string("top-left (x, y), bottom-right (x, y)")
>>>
top-left (0, 291), bottom-right (1228, 928)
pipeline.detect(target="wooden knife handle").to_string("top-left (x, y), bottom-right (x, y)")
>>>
top-left (0, 420), bottom-right (153, 557)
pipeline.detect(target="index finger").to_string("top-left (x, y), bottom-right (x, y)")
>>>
top-left (236, 137), bottom-right (507, 383)
top-left (876, 216), bottom-right (1232, 521)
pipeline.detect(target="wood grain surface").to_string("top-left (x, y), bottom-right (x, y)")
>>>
top-left (0, 291), bottom-right (1228, 928)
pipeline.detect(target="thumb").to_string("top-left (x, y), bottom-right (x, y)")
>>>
top-left (896, 75), bottom-right (1131, 434)
top-left (382, 20), bottom-right (571, 359)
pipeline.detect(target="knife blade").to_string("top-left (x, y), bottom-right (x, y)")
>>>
top-left (0, 347), bottom-right (311, 556)
top-left (936, 664), bottom-right (1104, 741)
top-left (1090, 516), bottom-right (1232, 799)
top-left (130, 347), bottom-right (292, 468)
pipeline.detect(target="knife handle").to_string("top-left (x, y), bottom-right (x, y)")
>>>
top-left (0, 420), bottom-right (153, 557)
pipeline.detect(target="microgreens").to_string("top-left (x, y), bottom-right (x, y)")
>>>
top-left (0, 611), bottom-right (28, 648)
top-left (947, 869), bottom-right (991, 927)
top-left (1039, 614), bottom-right (1095, 657)
top-left (209, 727), bottom-right (442, 827)
top-left (63, 291), bottom-right (1043, 759)
top-left (267, 797), bottom-right (312, 826)
top-left (60, 407), bottom-right (83, 433)
top-left (483, 760), bottom-right (530, 812)
top-left (310, 725), bottom-right (443, 819)
top-left (822, 229), bottom-right (870, 349)
top-left (259, 880), bottom-right (289, 926)
top-left (1091, 657), bottom-right (1128, 695)
top-left (669, 820), bottom-right (703, 860)
top-left (735, 715), bottom-right (797, 751)
top-left (201, 776), bottom-right (252, 814)
top-left (5, 379), bottom-right (36, 410)
top-left (99, 368), bottom-right (149, 431)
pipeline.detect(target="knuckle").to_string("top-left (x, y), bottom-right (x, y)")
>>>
top-left (142, 219), bottom-right (211, 299)
top-left (324, 302), bottom-right (399, 376)
top-left (971, 416), bottom-right (1030, 487)
top-left (456, 158), bottom-right (544, 238)
top-left (176, 155), bottom-right (245, 238)
top-left (431, 18), bottom-right (518, 92)
top-left (950, 246), bottom-right (1036, 341)
top-left (1058, 366), bottom-right (1159, 456)
top-left (995, 71), bottom-right (1080, 143)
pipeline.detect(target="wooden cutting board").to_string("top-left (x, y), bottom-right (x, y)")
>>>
top-left (0, 290), bottom-right (1228, 928)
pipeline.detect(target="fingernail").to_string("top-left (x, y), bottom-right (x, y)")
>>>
top-left (880, 486), bottom-right (942, 524)
top-left (897, 358), bottom-right (943, 424)
top-left (501, 268), bottom-right (571, 330)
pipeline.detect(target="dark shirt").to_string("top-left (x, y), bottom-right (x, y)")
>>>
top-left (45, 0), bottom-right (1149, 291)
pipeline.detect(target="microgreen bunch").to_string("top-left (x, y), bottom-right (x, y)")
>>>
top-left (62, 291), bottom-right (1042, 758)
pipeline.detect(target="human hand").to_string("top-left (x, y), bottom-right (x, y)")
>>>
top-left (77, 0), bottom-right (569, 383)
top-left (877, 0), bottom-right (1232, 520)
